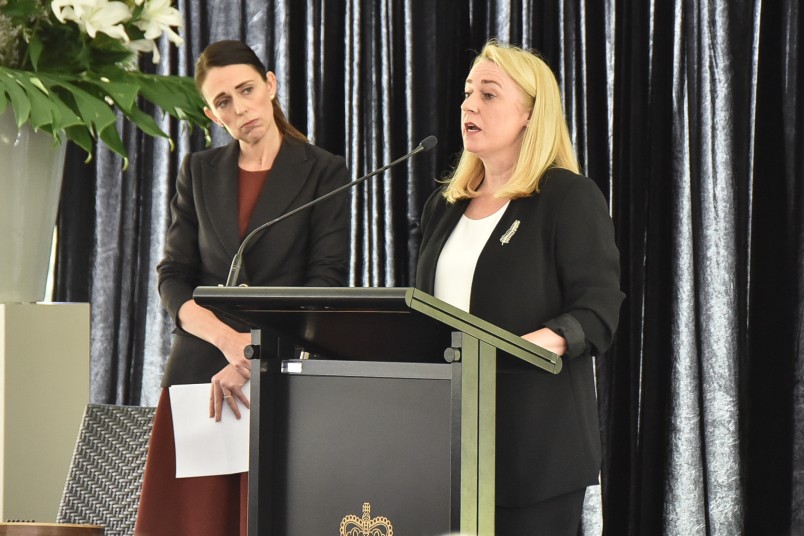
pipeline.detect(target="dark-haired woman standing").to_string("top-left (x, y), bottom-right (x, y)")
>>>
top-left (134, 40), bottom-right (350, 536)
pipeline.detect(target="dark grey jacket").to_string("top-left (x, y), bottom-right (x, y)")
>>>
top-left (157, 137), bottom-right (350, 387)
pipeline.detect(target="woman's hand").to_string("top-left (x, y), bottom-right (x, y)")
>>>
top-left (208, 330), bottom-right (252, 421)
top-left (522, 327), bottom-right (568, 356)
top-left (209, 361), bottom-right (251, 422)
top-left (219, 331), bottom-right (252, 379)
top-left (175, 300), bottom-right (253, 420)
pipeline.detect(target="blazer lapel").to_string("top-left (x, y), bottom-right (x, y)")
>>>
top-left (201, 141), bottom-right (241, 259)
top-left (420, 198), bottom-right (468, 293)
top-left (244, 138), bottom-right (312, 249)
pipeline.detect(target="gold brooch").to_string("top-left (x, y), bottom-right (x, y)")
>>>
top-left (340, 502), bottom-right (394, 535)
top-left (500, 219), bottom-right (520, 244)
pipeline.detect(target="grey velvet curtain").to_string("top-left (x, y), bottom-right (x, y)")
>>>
top-left (55, 0), bottom-right (802, 533)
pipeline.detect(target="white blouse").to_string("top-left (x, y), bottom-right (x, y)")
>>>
top-left (434, 202), bottom-right (509, 312)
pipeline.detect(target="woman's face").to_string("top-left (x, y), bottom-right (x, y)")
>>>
top-left (201, 64), bottom-right (277, 145)
top-left (461, 59), bottom-right (530, 163)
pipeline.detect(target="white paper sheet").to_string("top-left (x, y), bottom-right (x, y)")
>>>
top-left (168, 382), bottom-right (250, 478)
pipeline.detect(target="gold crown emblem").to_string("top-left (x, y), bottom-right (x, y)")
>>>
top-left (340, 502), bottom-right (394, 536)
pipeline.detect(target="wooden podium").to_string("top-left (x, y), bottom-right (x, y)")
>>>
top-left (194, 287), bottom-right (561, 536)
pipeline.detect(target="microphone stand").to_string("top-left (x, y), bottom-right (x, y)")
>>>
top-left (224, 136), bottom-right (438, 286)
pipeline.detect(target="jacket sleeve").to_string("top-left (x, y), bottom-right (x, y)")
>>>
top-left (156, 153), bottom-right (200, 325)
top-left (303, 153), bottom-right (351, 287)
top-left (543, 178), bottom-right (624, 357)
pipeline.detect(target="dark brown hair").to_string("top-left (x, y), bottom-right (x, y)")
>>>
top-left (195, 40), bottom-right (307, 143)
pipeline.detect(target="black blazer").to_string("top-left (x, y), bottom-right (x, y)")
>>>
top-left (157, 137), bottom-right (350, 387)
top-left (416, 167), bottom-right (624, 505)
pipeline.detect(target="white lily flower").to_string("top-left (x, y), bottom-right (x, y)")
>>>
top-left (128, 38), bottom-right (161, 63)
top-left (51, 0), bottom-right (133, 42)
top-left (134, 0), bottom-right (184, 46)
top-left (51, 0), bottom-right (98, 24)
top-left (83, 3), bottom-right (132, 42)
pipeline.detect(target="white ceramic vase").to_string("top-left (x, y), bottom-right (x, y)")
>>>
top-left (0, 111), bottom-right (67, 303)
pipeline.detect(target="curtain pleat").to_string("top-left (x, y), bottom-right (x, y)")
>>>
top-left (746, 1), bottom-right (803, 534)
top-left (53, 0), bottom-right (802, 532)
top-left (664, 2), bottom-right (754, 534)
top-left (789, 1), bottom-right (804, 532)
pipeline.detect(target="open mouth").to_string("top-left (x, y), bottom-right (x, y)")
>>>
top-left (465, 122), bottom-right (480, 132)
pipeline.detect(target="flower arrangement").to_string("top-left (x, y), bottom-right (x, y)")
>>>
top-left (0, 0), bottom-right (209, 164)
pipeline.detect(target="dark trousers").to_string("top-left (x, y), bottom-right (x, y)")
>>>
top-left (496, 488), bottom-right (587, 536)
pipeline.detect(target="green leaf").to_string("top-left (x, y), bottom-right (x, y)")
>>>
top-left (98, 123), bottom-right (127, 165)
top-left (16, 77), bottom-right (53, 131)
top-left (122, 104), bottom-right (169, 140)
top-left (130, 3), bottom-right (145, 19)
top-left (21, 73), bottom-right (81, 127)
top-left (81, 75), bottom-right (139, 111)
top-left (18, 75), bottom-right (83, 133)
top-left (64, 125), bottom-right (95, 161)
top-left (57, 80), bottom-right (118, 137)
top-left (0, 56), bottom-right (211, 159)
top-left (0, 71), bottom-right (32, 127)
top-left (28, 35), bottom-right (44, 71)
top-left (136, 74), bottom-right (205, 116)
top-left (28, 76), bottom-right (47, 94)
top-left (1, 0), bottom-right (41, 18)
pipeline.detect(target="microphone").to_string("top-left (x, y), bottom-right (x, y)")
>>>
top-left (224, 136), bottom-right (438, 286)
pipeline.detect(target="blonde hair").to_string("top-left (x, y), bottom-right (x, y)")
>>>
top-left (443, 40), bottom-right (579, 202)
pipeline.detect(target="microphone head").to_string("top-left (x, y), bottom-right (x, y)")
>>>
top-left (419, 136), bottom-right (438, 152)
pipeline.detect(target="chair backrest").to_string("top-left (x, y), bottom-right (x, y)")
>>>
top-left (57, 404), bottom-right (155, 536)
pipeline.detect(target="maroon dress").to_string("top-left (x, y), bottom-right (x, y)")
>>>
top-left (134, 168), bottom-right (269, 536)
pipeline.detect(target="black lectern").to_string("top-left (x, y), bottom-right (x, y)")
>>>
top-left (194, 286), bottom-right (562, 536)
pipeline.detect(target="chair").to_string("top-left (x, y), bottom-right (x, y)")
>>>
top-left (56, 404), bottom-right (156, 536)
